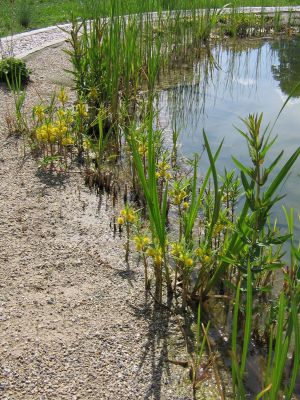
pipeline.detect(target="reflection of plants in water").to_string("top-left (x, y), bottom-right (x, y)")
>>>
top-left (161, 40), bottom-right (266, 130)
top-left (271, 37), bottom-right (300, 98)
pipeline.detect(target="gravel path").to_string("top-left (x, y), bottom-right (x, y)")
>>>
top-left (0, 44), bottom-right (193, 400)
top-left (0, 24), bottom-right (72, 59)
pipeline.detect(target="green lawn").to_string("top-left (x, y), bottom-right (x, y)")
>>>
top-left (1, 0), bottom-right (300, 37)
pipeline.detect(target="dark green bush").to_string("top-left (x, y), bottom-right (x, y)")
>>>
top-left (0, 57), bottom-right (31, 87)
top-left (17, 0), bottom-right (34, 29)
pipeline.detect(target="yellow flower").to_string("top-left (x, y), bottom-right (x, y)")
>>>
top-left (138, 145), bottom-right (147, 156)
top-left (179, 253), bottom-right (194, 268)
top-left (142, 237), bottom-right (150, 246)
top-left (185, 258), bottom-right (193, 267)
top-left (62, 135), bottom-right (74, 146)
top-left (36, 124), bottom-right (57, 143)
top-left (156, 160), bottom-right (171, 179)
top-left (58, 87), bottom-right (68, 106)
top-left (36, 125), bottom-right (47, 142)
top-left (133, 236), bottom-right (143, 252)
top-left (173, 195), bottom-right (180, 205)
top-left (154, 255), bottom-right (163, 265)
top-left (83, 138), bottom-right (91, 151)
top-left (56, 108), bottom-right (66, 120)
top-left (182, 201), bottom-right (189, 210)
top-left (171, 186), bottom-right (187, 205)
top-left (55, 120), bottom-right (68, 138)
top-left (213, 223), bottom-right (223, 235)
top-left (49, 125), bottom-right (59, 143)
top-left (127, 213), bottom-right (136, 223)
top-left (119, 207), bottom-right (137, 224)
top-left (117, 217), bottom-right (125, 225)
top-left (146, 247), bottom-right (155, 257)
top-left (76, 102), bottom-right (88, 118)
top-left (204, 255), bottom-right (211, 264)
top-left (133, 235), bottom-right (151, 252)
top-left (170, 242), bottom-right (183, 257)
top-left (195, 248), bottom-right (204, 257)
top-left (33, 105), bottom-right (45, 122)
top-left (146, 245), bottom-right (163, 266)
top-left (180, 190), bottom-right (187, 200)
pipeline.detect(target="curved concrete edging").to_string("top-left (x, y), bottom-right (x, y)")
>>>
top-left (1, 6), bottom-right (300, 59)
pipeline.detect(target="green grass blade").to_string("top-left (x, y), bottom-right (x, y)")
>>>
top-left (255, 384), bottom-right (272, 400)
top-left (203, 130), bottom-right (222, 247)
top-left (287, 298), bottom-right (300, 399)
top-left (270, 292), bottom-right (287, 399)
top-left (264, 147), bottom-right (300, 200)
top-left (240, 261), bottom-right (252, 378)
top-left (231, 280), bottom-right (243, 396)
top-left (184, 139), bottom-right (223, 240)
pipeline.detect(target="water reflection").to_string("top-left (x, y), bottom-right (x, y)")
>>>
top-left (158, 36), bottom-right (300, 235)
top-left (271, 37), bottom-right (300, 98)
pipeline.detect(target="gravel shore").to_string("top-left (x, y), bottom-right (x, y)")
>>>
top-left (0, 43), bottom-right (193, 400)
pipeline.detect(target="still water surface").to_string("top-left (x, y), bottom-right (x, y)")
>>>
top-left (158, 36), bottom-right (300, 236)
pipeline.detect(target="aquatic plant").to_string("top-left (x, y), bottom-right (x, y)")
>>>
top-left (204, 113), bottom-right (300, 297)
top-left (128, 112), bottom-right (170, 301)
top-left (118, 204), bottom-right (138, 262)
top-left (30, 89), bottom-right (78, 170)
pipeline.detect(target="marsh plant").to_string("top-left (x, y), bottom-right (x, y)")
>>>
top-left (125, 103), bottom-right (300, 398)
top-left (66, 2), bottom-right (279, 145)
top-left (30, 88), bottom-right (90, 170)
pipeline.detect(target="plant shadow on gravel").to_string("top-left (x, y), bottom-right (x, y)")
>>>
top-left (130, 298), bottom-right (172, 400)
top-left (35, 168), bottom-right (70, 187)
top-left (117, 268), bottom-right (137, 287)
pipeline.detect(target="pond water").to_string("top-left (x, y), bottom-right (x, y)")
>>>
top-left (158, 36), bottom-right (300, 239)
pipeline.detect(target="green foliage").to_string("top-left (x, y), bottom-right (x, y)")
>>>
top-left (204, 113), bottom-right (300, 296)
top-left (17, 0), bottom-right (34, 28)
top-left (1, 0), bottom-right (300, 37)
top-left (127, 112), bottom-right (170, 301)
top-left (0, 57), bottom-right (30, 87)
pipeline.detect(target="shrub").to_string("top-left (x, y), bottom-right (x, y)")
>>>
top-left (0, 57), bottom-right (31, 87)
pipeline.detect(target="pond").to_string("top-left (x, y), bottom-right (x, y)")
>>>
top-left (158, 36), bottom-right (300, 239)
